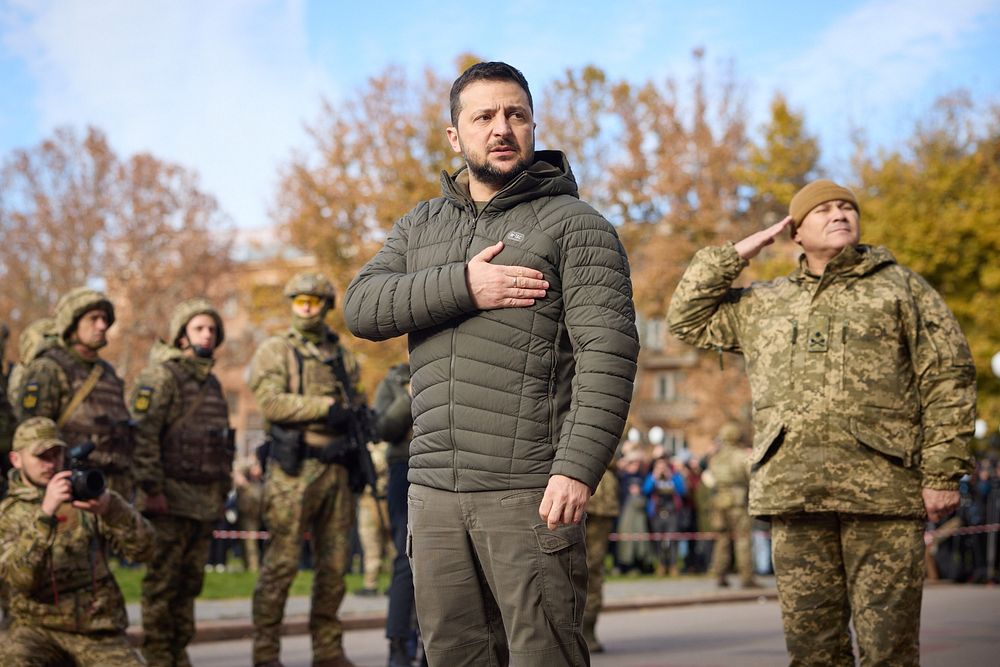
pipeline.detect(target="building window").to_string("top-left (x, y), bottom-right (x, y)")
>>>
top-left (641, 317), bottom-right (664, 352)
top-left (663, 429), bottom-right (686, 455)
top-left (654, 371), bottom-right (679, 402)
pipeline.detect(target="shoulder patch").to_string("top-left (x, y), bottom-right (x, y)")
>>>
top-left (21, 382), bottom-right (39, 412)
top-left (133, 386), bottom-right (155, 414)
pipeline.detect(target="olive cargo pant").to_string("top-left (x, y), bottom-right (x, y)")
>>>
top-left (771, 513), bottom-right (924, 666)
top-left (408, 484), bottom-right (589, 667)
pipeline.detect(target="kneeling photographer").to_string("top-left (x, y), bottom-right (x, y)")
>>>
top-left (0, 416), bottom-right (154, 666)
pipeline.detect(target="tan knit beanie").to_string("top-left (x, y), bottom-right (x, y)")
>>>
top-left (789, 179), bottom-right (859, 226)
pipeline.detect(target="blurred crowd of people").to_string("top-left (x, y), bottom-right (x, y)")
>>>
top-left (930, 455), bottom-right (1000, 584)
top-left (605, 433), bottom-right (771, 581)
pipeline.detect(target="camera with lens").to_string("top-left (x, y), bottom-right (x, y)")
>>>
top-left (66, 441), bottom-right (107, 501)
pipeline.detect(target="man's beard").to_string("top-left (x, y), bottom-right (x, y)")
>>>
top-left (463, 139), bottom-right (532, 192)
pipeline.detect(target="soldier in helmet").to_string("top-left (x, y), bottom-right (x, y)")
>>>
top-left (0, 417), bottom-right (154, 666)
top-left (6, 318), bottom-right (58, 409)
top-left (129, 298), bottom-right (234, 667)
top-left (705, 422), bottom-right (759, 589)
top-left (17, 288), bottom-right (136, 499)
top-left (249, 271), bottom-right (364, 667)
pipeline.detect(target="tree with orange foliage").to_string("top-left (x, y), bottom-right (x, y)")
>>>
top-left (0, 126), bottom-right (234, 381)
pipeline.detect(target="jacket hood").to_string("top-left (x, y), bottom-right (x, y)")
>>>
top-left (148, 340), bottom-right (185, 365)
top-left (440, 149), bottom-right (579, 212)
top-left (791, 244), bottom-right (897, 283)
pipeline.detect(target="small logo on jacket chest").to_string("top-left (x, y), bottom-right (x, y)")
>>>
top-left (505, 231), bottom-right (525, 244)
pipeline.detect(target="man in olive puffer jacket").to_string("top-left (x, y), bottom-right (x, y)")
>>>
top-left (345, 61), bottom-right (638, 667)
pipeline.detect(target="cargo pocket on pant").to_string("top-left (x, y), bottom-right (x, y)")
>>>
top-left (532, 523), bottom-right (586, 629)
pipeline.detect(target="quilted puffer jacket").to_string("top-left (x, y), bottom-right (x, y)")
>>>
top-left (345, 151), bottom-right (638, 492)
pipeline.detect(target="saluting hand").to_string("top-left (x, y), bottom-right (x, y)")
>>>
top-left (466, 242), bottom-right (548, 310)
top-left (734, 216), bottom-right (794, 260)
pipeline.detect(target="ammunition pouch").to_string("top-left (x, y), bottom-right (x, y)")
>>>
top-left (62, 416), bottom-right (135, 473)
top-left (162, 426), bottom-right (236, 483)
top-left (268, 424), bottom-right (306, 477)
top-left (304, 435), bottom-right (353, 465)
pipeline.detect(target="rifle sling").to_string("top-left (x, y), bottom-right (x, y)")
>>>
top-left (57, 363), bottom-right (103, 429)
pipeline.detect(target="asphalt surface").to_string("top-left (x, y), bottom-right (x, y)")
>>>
top-left (125, 575), bottom-right (781, 643)
top-left (184, 583), bottom-right (1000, 666)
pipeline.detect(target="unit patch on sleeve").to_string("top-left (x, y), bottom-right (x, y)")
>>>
top-left (21, 381), bottom-right (40, 412)
top-left (133, 386), bottom-right (155, 414)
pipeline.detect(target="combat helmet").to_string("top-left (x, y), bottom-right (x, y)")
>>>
top-left (717, 422), bottom-right (743, 446)
top-left (168, 298), bottom-right (225, 348)
top-left (54, 287), bottom-right (115, 340)
top-left (283, 272), bottom-right (336, 303)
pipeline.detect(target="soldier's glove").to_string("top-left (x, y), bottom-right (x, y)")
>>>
top-left (327, 403), bottom-right (351, 429)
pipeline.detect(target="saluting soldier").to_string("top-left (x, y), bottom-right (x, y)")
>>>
top-left (669, 179), bottom-right (976, 665)
top-left (130, 298), bottom-right (234, 667)
top-left (17, 288), bottom-right (135, 499)
top-left (249, 272), bottom-right (364, 667)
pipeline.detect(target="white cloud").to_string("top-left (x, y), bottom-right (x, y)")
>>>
top-left (3, 0), bottom-right (333, 228)
top-left (766, 0), bottom-right (998, 164)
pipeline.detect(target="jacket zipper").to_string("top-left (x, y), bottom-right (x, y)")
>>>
top-left (451, 202), bottom-right (482, 491)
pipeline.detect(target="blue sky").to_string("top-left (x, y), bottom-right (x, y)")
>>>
top-left (2, 0), bottom-right (999, 230)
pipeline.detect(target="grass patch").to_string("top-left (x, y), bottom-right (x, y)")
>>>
top-left (112, 563), bottom-right (390, 603)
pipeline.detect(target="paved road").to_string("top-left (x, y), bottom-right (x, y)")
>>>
top-left (189, 584), bottom-right (999, 666)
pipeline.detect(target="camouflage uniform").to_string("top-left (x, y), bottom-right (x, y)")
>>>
top-left (130, 299), bottom-right (234, 667)
top-left (234, 458), bottom-right (265, 572)
top-left (0, 417), bottom-right (154, 666)
top-left (250, 272), bottom-right (362, 667)
top-left (706, 424), bottom-right (756, 587)
top-left (17, 289), bottom-right (135, 499)
top-left (668, 236), bottom-right (976, 665)
top-left (356, 440), bottom-right (393, 592)
top-left (583, 468), bottom-right (620, 653)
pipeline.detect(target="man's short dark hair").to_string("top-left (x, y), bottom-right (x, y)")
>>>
top-left (449, 61), bottom-right (533, 126)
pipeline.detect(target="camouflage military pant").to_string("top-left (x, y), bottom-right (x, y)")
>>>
top-left (357, 494), bottom-right (393, 590)
top-left (140, 515), bottom-right (214, 667)
top-left (252, 460), bottom-right (355, 664)
top-left (583, 515), bottom-right (614, 644)
top-left (1, 623), bottom-right (145, 666)
top-left (709, 506), bottom-right (755, 584)
top-left (771, 513), bottom-right (924, 666)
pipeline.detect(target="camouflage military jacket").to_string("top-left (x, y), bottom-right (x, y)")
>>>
top-left (249, 327), bottom-right (361, 434)
top-left (586, 468), bottom-right (621, 518)
top-left (17, 344), bottom-right (134, 472)
top-left (0, 470), bottom-right (154, 633)
top-left (129, 342), bottom-right (232, 522)
top-left (707, 444), bottom-right (751, 509)
top-left (668, 243), bottom-right (976, 517)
